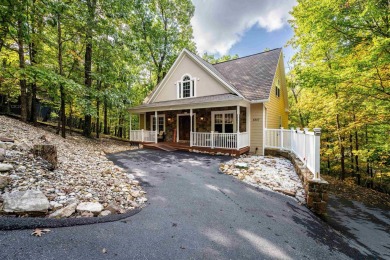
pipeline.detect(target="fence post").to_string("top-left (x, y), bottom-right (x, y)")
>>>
top-left (211, 131), bottom-right (214, 149)
top-left (303, 128), bottom-right (309, 166)
top-left (290, 127), bottom-right (294, 152)
top-left (280, 127), bottom-right (284, 149)
top-left (313, 128), bottom-right (321, 179)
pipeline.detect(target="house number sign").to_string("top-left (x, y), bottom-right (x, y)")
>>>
top-left (252, 118), bottom-right (260, 122)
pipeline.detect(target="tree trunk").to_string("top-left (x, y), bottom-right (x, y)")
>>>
top-left (17, 16), bottom-right (27, 122)
top-left (336, 113), bottom-right (345, 180)
top-left (83, 36), bottom-right (93, 137)
top-left (28, 0), bottom-right (38, 125)
top-left (82, 0), bottom-right (96, 138)
top-left (57, 12), bottom-right (66, 138)
top-left (103, 97), bottom-right (109, 134)
top-left (349, 133), bottom-right (354, 174)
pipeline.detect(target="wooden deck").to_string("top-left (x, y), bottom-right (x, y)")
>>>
top-left (141, 142), bottom-right (250, 156)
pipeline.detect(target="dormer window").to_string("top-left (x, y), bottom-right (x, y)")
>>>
top-left (177, 74), bottom-right (195, 99)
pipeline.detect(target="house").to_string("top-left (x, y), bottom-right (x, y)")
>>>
top-left (128, 48), bottom-right (289, 155)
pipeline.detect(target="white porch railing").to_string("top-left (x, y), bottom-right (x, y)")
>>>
top-left (191, 132), bottom-right (250, 150)
top-left (129, 130), bottom-right (157, 143)
top-left (265, 128), bottom-right (321, 179)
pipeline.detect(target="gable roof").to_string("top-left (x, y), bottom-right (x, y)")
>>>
top-left (212, 48), bottom-right (282, 101)
top-left (144, 48), bottom-right (282, 105)
top-left (146, 49), bottom-right (243, 104)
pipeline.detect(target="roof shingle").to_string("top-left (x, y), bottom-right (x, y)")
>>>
top-left (212, 48), bottom-right (281, 101)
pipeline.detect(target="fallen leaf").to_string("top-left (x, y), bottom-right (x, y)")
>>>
top-left (102, 248), bottom-right (107, 254)
top-left (31, 228), bottom-right (51, 237)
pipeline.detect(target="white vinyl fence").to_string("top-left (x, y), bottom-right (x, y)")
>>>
top-left (265, 128), bottom-right (321, 179)
top-left (191, 132), bottom-right (250, 150)
top-left (129, 130), bottom-right (157, 143)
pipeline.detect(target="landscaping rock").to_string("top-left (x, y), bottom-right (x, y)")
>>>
top-left (105, 202), bottom-right (124, 214)
top-left (0, 175), bottom-right (11, 190)
top-left (0, 148), bottom-right (5, 162)
top-left (76, 202), bottom-right (103, 214)
top-left (0, 115), bottom-right (145, 218)
top-left (2, 190), bottom-right (50, 214)
top-left (0, 163), bottom-right (13, 172)
top-left (49, 202), bottom-right (78, 218)
top-left (221, 155), bottom-right (306, 204)
top-left (33, 144), bottom-right (58, 170)
top-left (99, 210), bottom-right (112, 217)
top-left (273, 188), bottom-right (297, 197)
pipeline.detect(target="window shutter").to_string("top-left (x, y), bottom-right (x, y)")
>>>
top-left (191, 80), bottom-right (195, 97)
top-left (177, 82), bottom-right (182, 99)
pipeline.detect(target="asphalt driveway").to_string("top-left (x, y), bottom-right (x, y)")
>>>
top-left (0, 149), bottom-right (370, 259)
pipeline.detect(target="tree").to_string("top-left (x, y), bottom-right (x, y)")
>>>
top-left (289, 0), bottom-right (390, 183)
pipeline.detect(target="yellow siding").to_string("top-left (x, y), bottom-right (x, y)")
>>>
top-left (250, 103), bottom-right (264, 155)
top-left (265, 54), bottom-right (289, 129)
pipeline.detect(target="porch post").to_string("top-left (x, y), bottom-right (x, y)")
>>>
top-left (247, 105), bottom-right (250, 149)
top-left (190, 108), bottom-right (193, 147)
top-left (144, 113), bottom-right (146, 129)
top-left (237, 105), bottom-right (240, 150)
top-left (129, 113), bottom-right (132, 141)
top-left (155, 111), bottom-right (158, 143)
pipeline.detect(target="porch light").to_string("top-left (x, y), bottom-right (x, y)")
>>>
top-left (167, 117), bottom-right (172, 122)
top-left (200, 117), bottom-right (204, 121)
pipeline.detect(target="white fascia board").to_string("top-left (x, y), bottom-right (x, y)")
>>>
top-left (250, 98), bottom-right (270, 103)
top-left (128, 99), bottom-right (248, 114)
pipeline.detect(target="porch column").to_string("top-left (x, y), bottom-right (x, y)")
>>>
top-left (143, 113), bottom-right (146, 130)
top-left (237, 105), bottom-right (240, 150)
top-left (190, 108), bottom-right (193, 147)
top-left (155, 111), bottom-right (158, 143)
top-left (247, 105), bottom-right (250, 146)
top-left (129, 113), bottom-right (132, 141)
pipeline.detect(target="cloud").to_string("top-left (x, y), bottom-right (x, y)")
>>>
top-left (191, 0), bottom-right (296, 55)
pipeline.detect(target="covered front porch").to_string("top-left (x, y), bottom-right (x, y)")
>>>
top-left (129, 97), bottom-right (250, 152)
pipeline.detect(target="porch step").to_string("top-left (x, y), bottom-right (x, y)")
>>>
top-left (143, 143), bottom-right (178, 152)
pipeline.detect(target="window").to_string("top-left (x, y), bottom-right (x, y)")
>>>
top-left (275, 79), bottom-right (280, 97)
top-left (151, 115), bottom-right (165, 132)
top-left (212, 111), bottom-right (236, 133)
top-left (177, 75), bottom-right (195, 99)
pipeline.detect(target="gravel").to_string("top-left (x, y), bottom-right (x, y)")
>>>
top-left (0, 116), bottom-right (146, 218)
top-left (220, 155), bottom-right (306, 204)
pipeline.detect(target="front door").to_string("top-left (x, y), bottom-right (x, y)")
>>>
top-left (179, 116), bottom-right (191, 141)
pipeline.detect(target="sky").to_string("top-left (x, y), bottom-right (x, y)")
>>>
top-left (191, 0), bottom-right (297, 69)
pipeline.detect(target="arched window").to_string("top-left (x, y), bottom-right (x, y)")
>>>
top-left (177, 74), bottom-right (195, 99)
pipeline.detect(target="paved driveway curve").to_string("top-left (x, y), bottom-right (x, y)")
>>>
top-left (0, 150), bottom-right (369, 259)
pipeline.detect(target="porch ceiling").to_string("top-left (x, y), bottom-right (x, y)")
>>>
top-left (129, 93), bottom-right (247, 113)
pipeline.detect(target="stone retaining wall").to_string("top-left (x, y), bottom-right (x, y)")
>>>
top-left (265, 148), bottom-right (328, 216)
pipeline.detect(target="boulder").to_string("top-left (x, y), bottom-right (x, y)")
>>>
top-left (273, 188), bottom-right (297, 197)
top-left (33, 144), bottom-right (58, 170)
top-left (105, 202), bottom-right (124, 214)
top-left (99, 210), bottom-right (112, 217)
top-left (76, 202), bottom-right (103, 214)
top-left (0, 148), bottom-right (5, 162)
top-left (49, 202), bottom-right (78, 218)
top-left (0, 175), bottom-right (11, 190)
top-left (2, 190), bottom-right (50, 214)
top-left (0, 163), bottom-right (13, 172)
